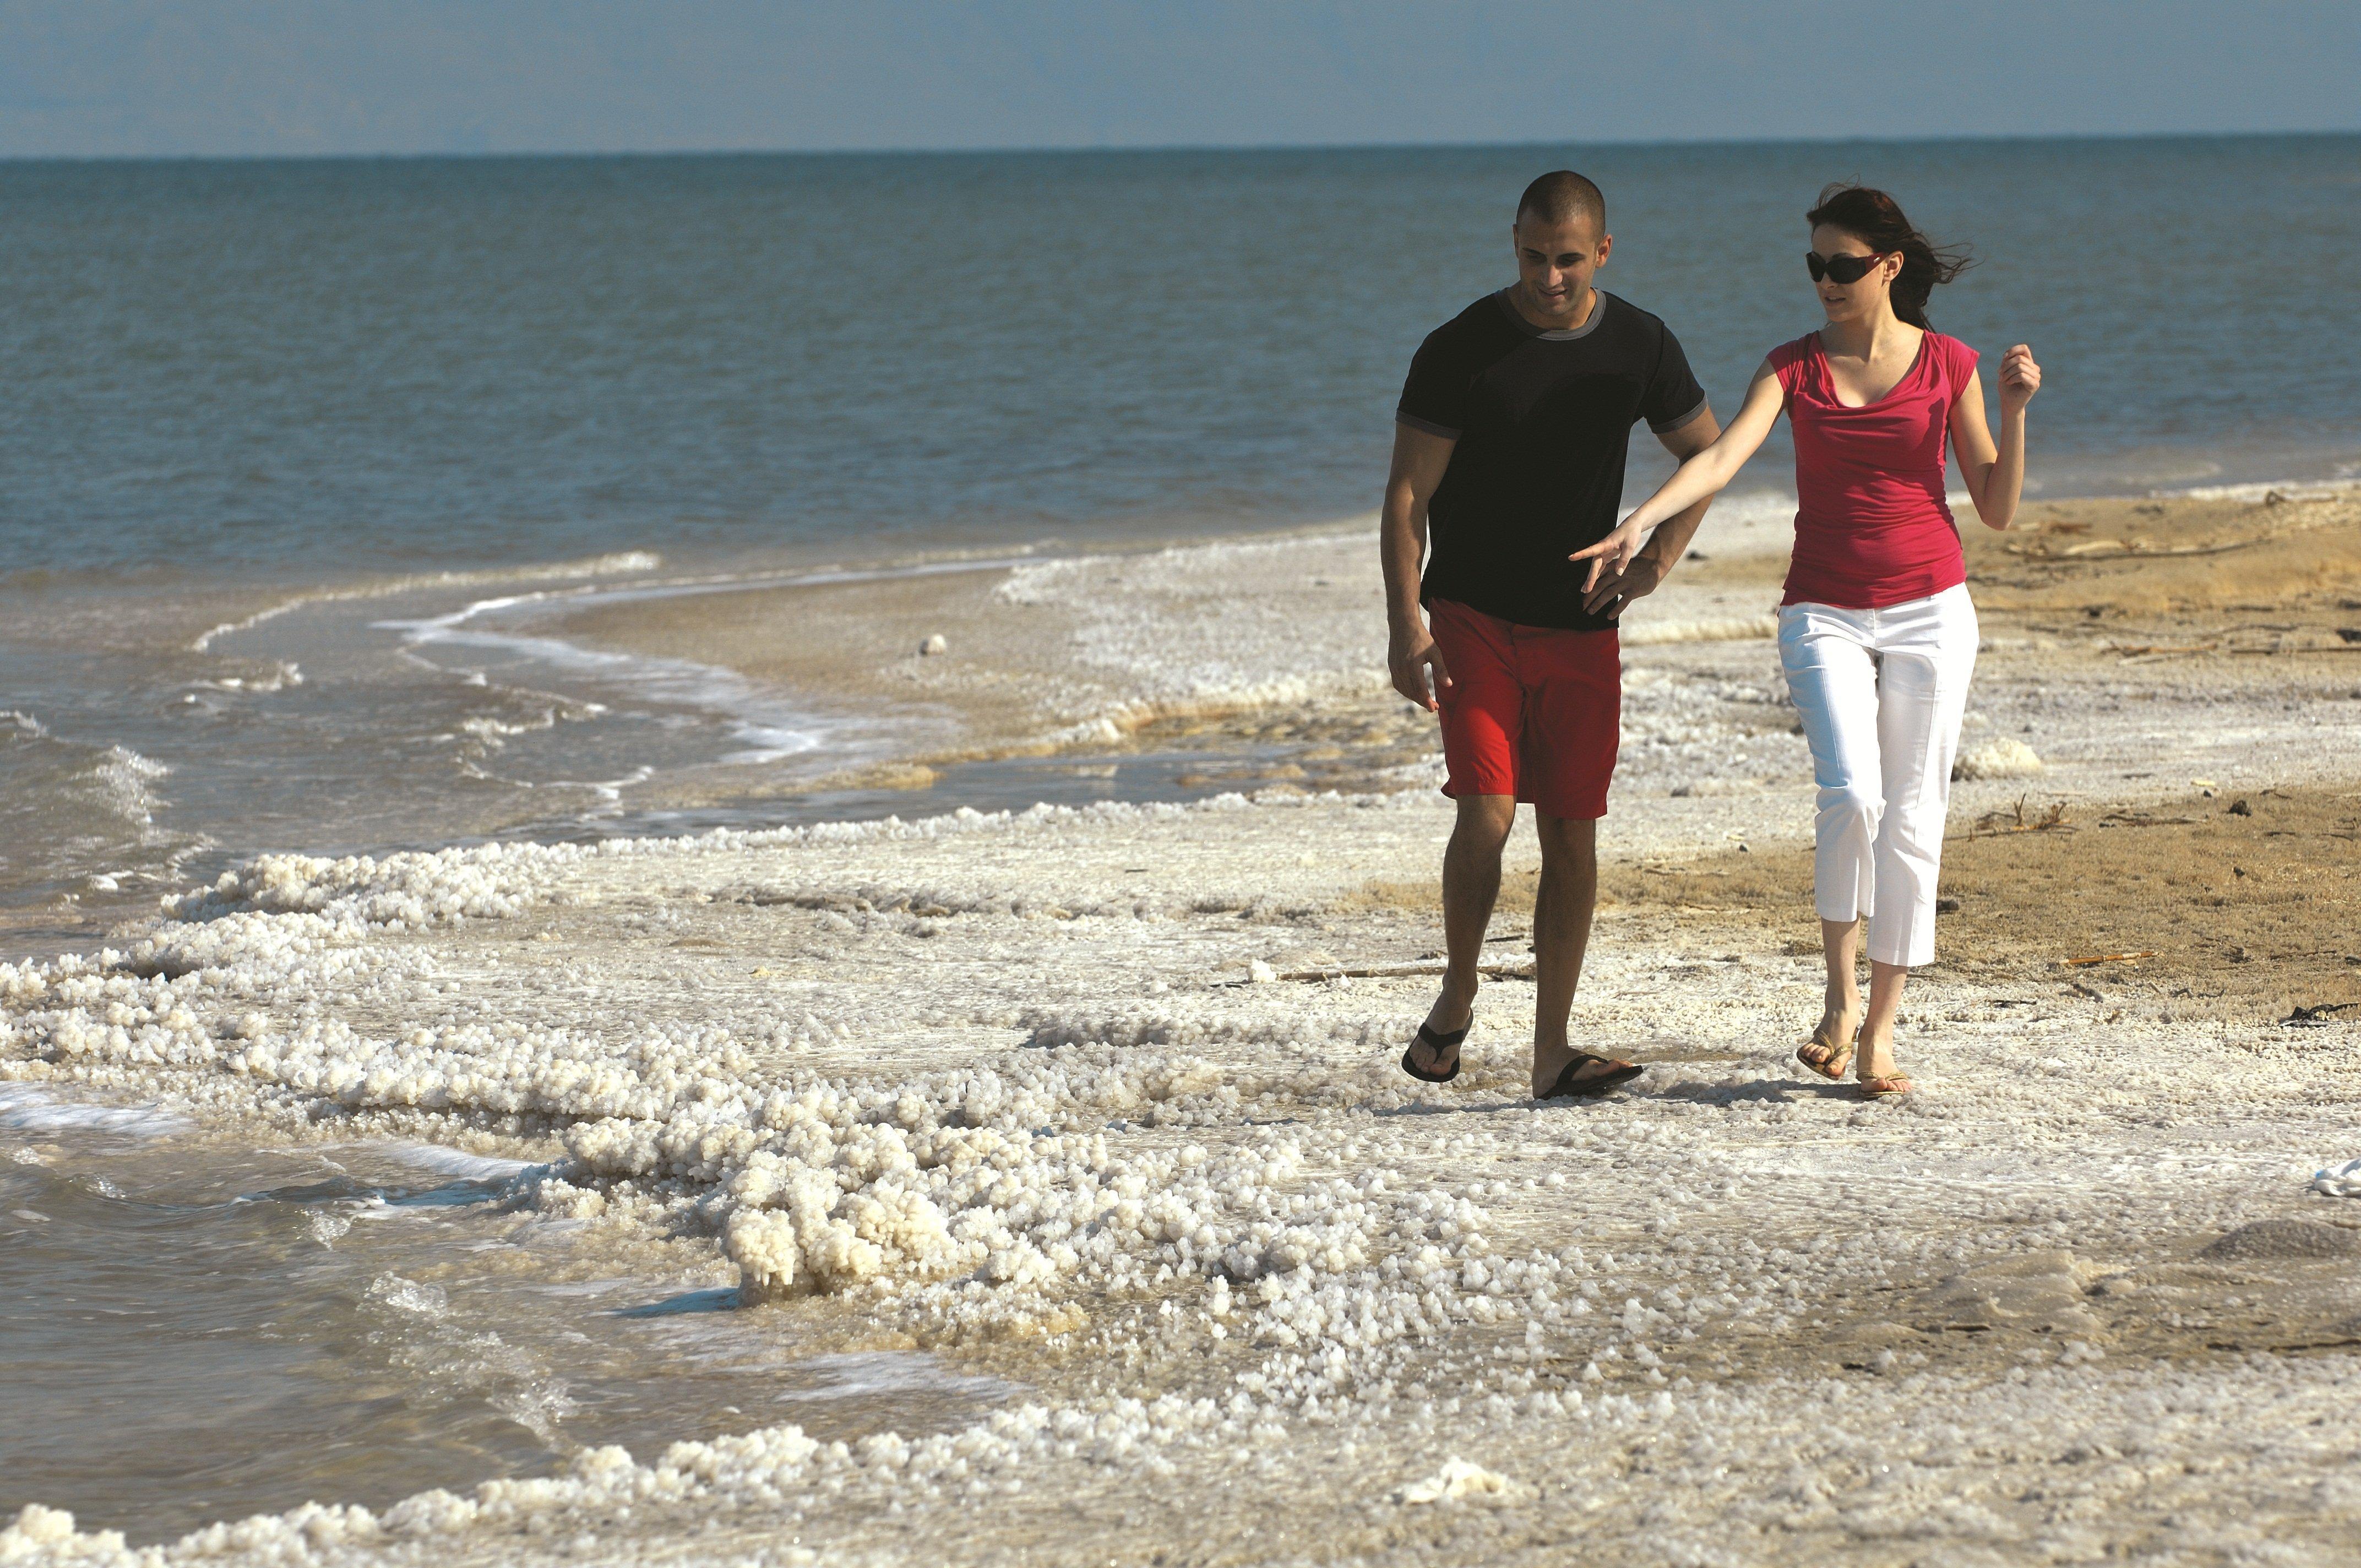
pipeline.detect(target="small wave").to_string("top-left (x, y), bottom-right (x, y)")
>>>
top-left (382, 1142), bottom-right (544, 1181)
top-left (200, 661), bottom-right (305, 693)
top-left (380, 608), bottom-right (839, 765)
top-left (773, 1350), bottom-right (1020, 1404)
top-left (0, 1084), bottom-right (190, 1137)
top-left (90, 745), bottom-right (171, 829)
top-left (2152, 479), bottom-right (2361, 504)
top-left (192, 549), bottom-right (665, 654)
top-left (365, 1272), bottom-right (450, 1318)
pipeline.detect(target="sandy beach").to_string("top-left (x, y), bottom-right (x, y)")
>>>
top-left (7, 488), bottom-right (2361, 1565)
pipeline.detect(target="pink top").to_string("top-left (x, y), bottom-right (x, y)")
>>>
top-left (1770, 330), bottom-right (1979, 609)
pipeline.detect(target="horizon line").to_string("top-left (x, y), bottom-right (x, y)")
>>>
top-left (4, 124), bottom-right (2357, 167)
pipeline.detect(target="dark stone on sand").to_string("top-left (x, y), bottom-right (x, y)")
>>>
top-left (2197, 1219), bottom-right (2361, 1262)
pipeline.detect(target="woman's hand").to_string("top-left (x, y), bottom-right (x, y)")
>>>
top-left (1998, 343), bottom-right (2041, 416)
top-left (1569, 517), bottom-right (1648, 593)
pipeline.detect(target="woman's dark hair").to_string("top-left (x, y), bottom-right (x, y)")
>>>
top-left (1805, 183), bottom-right (1972, 329)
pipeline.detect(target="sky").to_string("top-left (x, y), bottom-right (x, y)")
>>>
top-left (2, 1), bottom-right (2357, 160)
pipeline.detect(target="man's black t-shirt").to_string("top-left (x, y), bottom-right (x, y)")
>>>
top-left (1397, 289), bottom-right (1707, 631)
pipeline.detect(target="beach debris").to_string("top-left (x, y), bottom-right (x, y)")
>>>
top-left (1954, 737), bottom-right (2043, 781)
top-left (2004, 535), bottom-right (2275, 560)
top-left (2284, 1002), bottom-right (2358, 1027)
top-left (1397, 1458), bottom-right (1523, 1505)
top-left (1266, 957), bottom-right (1532, 983)
top-left (2313, 1158), bottom-right (2361, 1198)
top-left (2061, 951), bottom-right (2156, 968)
top-left (1247, 959), bottom-right (1277, 984)
top-left (2226, 797), bottom-right (2252, 815)
top-left (1972, 796), bottom-right (2069, 835)
top-left (2190, 778), bottom-right (2218, 794)
top-left (920, 633), bottom-right (948, 656)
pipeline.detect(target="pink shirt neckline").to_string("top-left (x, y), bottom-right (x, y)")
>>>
top-left (1808, 328), bottom-right (1932, 412)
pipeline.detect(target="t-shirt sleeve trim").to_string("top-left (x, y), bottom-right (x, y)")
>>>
top-left (1950, 336), bottom-right (1982, 396)
top-left (1647, 395), bottom-right (1710, 434)
top-left (1395, 410), bottom-right (1462, 439)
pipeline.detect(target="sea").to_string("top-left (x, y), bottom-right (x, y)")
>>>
top-left (5, 134), bottom-right (2361, 1545)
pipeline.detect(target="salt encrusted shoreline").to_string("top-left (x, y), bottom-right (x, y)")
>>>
top-left (8, 494), bottom-right (2361, 1566)
top-left (6, 769), bottom-right (2361, 1565)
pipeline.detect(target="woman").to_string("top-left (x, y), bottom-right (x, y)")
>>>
top-left (1573, 184), bottom-right (2040, 1097)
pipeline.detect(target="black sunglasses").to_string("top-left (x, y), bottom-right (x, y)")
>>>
top-left (1805, 251), bottom-right (1886, 285)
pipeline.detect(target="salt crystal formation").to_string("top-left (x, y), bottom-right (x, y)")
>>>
top-left (1396, 1457), bottom-right (1522, 1504)
top-left (1953, 736), bottom-right (2044, 780)
top-left (7, 538), bottom-right (2361, 1563)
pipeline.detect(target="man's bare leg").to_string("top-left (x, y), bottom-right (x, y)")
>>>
top-left (1529, 812), bottom-right (1601, 1095)
top-left (1407, 794), bottom-right (1515, 1076)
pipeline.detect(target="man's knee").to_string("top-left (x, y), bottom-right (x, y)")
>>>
top-left (1451, 794), bottom-right (1516, 852)
top-left (1533, 811), bottom-right (1597, 873)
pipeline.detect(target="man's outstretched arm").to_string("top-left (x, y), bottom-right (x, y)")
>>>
top-left (1579, 406), bottom-right (1721, 616)
top-left (1381, 423), bottom-right (1458, 711)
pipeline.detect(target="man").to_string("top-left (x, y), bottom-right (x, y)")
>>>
top-left (1384, 170), bottom-right (1720, 1098)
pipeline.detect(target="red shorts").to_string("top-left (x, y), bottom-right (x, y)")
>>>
top-left (1427, 597), bottom-right (1621, 820)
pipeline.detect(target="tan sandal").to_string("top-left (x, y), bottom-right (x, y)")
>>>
top-left (1796, 1026), bottom-right (1854, 1082)
top-left (1857, 1073), bottom-right (1914, 1099)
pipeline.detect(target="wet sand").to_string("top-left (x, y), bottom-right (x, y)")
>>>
top-left (7, 491), bottom-right (2361, 1565)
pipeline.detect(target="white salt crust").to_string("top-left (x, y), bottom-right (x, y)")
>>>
top-left (9, 604), bottom-right (2361, 1564)
top-left (1955, 736), bottom-right (2046, 780)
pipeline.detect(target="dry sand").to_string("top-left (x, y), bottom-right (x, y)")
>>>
top-left (6, 490), bottom-right (2361, 1566)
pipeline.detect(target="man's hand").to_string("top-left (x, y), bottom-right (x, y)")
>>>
top-left (1390, 622), bottom-right (1451, 711)
top-left (1581, 549), bottom-right (1668, 618)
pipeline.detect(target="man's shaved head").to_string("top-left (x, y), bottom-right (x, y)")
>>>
top-left (1515, 170), bottom-right (1606, 237)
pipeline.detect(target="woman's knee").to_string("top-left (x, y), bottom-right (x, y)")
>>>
top-left (1819, 783), bottom-right (1883, 836)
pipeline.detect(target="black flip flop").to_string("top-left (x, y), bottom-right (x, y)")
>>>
top-left (1399, 1021), bottom-right (1467, 1085)
top-left (1540, 1052), bottom-right (1645, 1099)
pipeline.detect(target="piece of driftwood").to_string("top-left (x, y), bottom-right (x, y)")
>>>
top-left (2004, 536), bottom-right (2271, 560)
top-left (2060, 951), bottom-right (2158, 968)
top-left (1265, 958), bottom-right (1537, 983)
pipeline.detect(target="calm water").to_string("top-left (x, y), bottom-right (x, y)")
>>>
top-left (5, 137), bottom-right (2360, 932)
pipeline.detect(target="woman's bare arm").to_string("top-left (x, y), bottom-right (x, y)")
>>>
top-left (1570, 359), bottom-right (1784, 590)
top-left (1951, 345), bottom-right (2041, 531)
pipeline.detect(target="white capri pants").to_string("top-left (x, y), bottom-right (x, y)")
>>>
top-left (1777, 584), bottom-right (1979, 968)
